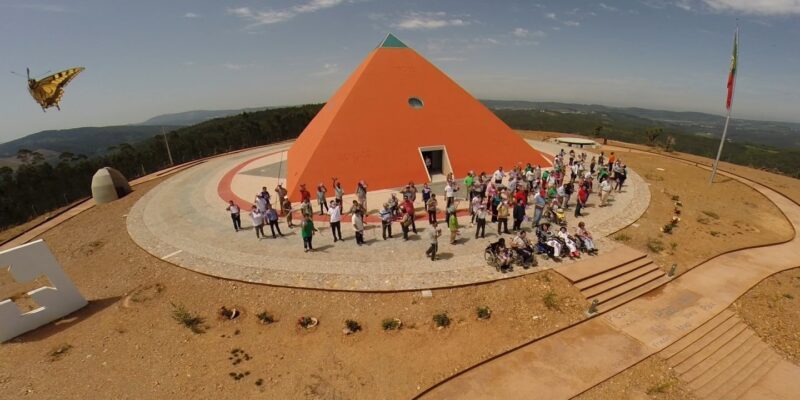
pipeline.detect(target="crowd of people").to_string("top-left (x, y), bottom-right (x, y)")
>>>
top-left (225, 148), bottom-right (627, 262)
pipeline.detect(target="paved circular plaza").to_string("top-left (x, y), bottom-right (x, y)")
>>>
top-left (126, 139), bottom-right (650, 291)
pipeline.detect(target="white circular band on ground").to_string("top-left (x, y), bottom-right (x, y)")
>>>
top-left (126, 139), bottom-right (650, 291)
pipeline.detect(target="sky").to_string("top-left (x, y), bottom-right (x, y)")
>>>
top-left (1, 0), bottom-right (799, 143)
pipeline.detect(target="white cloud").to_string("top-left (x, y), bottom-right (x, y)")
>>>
top-left (394, 11), bottom-right (469, 30)
top-left (222, 63), bottom-right (254, 71)
top-left (599, 3), bottom-right (618, 11)
top-left (183, 12), bottom-right (199, 18)
top-left (432, 57), bottom-right (466, 62)
top-left (545, 12), bottom-right (557, 19)
top-left (312, 63), bottom-right (340, 76)
top-left (512, 28), bottom-right (546, 39)
top-left (701, 0), bottom-right (800, 15)
top-left (228, 0), bottom-right (350, 27)
top-left (676, 0), bottom-right (693, 11)
top-left (564, 20), bottom-right (580, 26)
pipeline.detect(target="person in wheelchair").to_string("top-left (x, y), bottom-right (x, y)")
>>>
top-left (535, 222), bottom-right (562, 260)
top-left (575, 221), bottom-right (598, 255)
top-left (557, 226), bottom-right (581, 258)
top-left (511, 230), bottom-right (536, 267)
top-left (485, 237), bottom-right (513, 272)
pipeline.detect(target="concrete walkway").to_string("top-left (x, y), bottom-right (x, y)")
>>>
top-left (418, 157), bottom-right (800, 399)
top-left (126, 139), bottom-right (650, 291)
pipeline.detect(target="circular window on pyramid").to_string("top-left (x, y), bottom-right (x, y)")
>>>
top-left (408, 97), bottom-right (424, 109)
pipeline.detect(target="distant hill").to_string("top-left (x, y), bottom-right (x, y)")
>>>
top-left (138, 107), bottom-right (268, 126)
top-left (0, 107), bottom-right (273, 160)
top-left (481, 100), bottom-right (800, 148)
top-left (0, 125), bottom-right (178, 158)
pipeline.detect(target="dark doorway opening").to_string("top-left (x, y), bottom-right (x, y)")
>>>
top-left (422, 150), bottom-right (443, 175)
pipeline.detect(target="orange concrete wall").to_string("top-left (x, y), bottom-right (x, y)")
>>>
top-left (286, 47), bottom-right (550, 201)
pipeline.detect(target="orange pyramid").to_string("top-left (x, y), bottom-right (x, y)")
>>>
top-left (287, 34), bottom-right (550, 201)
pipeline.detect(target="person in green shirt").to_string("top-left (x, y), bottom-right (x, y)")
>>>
top-left (448, 206), bottom-right (460, 244)
top-left (301, 215), bottom-right (318, 252)
top-left (464, 172), bottom-right (475, 193)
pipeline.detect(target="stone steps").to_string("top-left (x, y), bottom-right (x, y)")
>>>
top-left (575, 258), bottom-right (654, 290)
top-left (556, 245), bottom-right (646, 283)
top-left (593, 274), bottom-right (669, 313)
top-left (581, 262), bottom-right (660, 298)
top-left (660, 313), bottom-right (783, 400)
top-left (554, 244), bottom-right (669, 313)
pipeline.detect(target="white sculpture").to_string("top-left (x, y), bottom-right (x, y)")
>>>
top-left (0, 240), bottom-right (87, 342)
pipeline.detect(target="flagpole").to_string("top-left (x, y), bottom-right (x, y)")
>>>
top-left (710, 25), bottom-right (739, 184)
top-left (709, 108), bottom-right (732, 183)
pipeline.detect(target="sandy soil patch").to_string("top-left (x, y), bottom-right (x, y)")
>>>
top-left (734, 267), bottom-right (800, 365)
top-left (608, 150), bottom-right (792, 273)
top-left (0, 179), bottom-right (586, 399)
top-left (575, 356), bottom-right (696, 400)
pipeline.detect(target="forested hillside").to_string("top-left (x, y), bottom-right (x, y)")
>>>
top-left (0, 104), bottom-right (322, 229)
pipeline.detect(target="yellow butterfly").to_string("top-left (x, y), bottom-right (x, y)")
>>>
top-left (27, 67), bottom-right (85, 111)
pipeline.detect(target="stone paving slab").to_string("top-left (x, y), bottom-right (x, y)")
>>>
top-left (127, 139), bottom-right (650, 291)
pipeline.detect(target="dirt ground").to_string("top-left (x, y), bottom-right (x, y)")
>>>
top-left (734, 267), bottom-right (800, 365)
top-left (0, 178), bottom-right (587, 399)
top-left (2, 133), bottom-right (798, 399)
top-left (574, 356), bottom-right (697, 400)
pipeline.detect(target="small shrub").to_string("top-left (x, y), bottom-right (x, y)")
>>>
top-left (48, 344), bottom-right (73, 362)
top-left (647, 239), bottom-right (665, 253)
top-left (670, 195), bottom-right (680, 201)
top-left (344, 319), bottom-right (362, 334)
top-left (670, 242), bottom-right (678, 251)
top-left (297, 316), bottom-right (318, 329)
top-left (646, 381), bottom-right (672, 395)
top-left (257, 311), bottom-right (275, 324)
top-left (476, 306), bottom-right (492, 320)
top-left (697, 217), bottom-right (711, 225)
top-left (710, 231), bottom-right (721, 237)
top-left (433, 313), bottom-right (451, 328)
top-left (219, 306), bottom-right (240, 320)
top-left (702, 210), bottom-right (720, 219)
top-left (661, 223), bottom-right (674, 234)
top-left (171, 303), bottom-right (205, 333)
top-left (543, 291), bottom-right (559, 310)
top-left (783, 293), bottom-right (795, 300)
top-left (381, 318), bottom-right (402, 331)
top-left (614, 233), bottom-right (631, 242)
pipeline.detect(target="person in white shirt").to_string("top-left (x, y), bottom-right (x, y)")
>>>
top-left (599, 178), bottom-right (613, 207)
top-left (255, 194), bottom-right (267, 213)
top-left (557, 226), bottom-right (580, 258)
top-left (226, 200), bottom-right (242, 232)
top-left (525, 169), bottom-right (535, 191)
top-left (444, 181), bottom-right (455, 208)
top-left (493, 167), bottom-right (505, 185)
top-left (328, 200), bottom-right (343, 242)
top-left (249, 205), bottom-right (265, 239)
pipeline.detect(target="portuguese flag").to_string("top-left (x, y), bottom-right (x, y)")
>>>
top-left (726, 28), bottom-right (739, 110)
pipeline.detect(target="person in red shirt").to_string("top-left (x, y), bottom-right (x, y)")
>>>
top-left (299, 184), bottom-right (312, 215)
top-left (513, 188), bottom-right (526, 205)
top-left (402, 195), bottom-right (417, 234)
top-left (575, 185), bottom-right (589, 217)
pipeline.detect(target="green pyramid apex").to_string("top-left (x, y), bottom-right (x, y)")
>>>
top-left (378, 33), bottom-right (408, 48)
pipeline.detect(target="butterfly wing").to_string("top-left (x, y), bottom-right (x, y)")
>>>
top-left (29, 67), bottom-right (85, 110)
